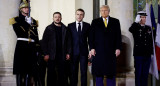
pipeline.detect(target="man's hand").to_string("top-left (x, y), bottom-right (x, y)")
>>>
top-left (66, 54), bottom-right (70, 60)
top-left (115, 49), bottom-right (121, 57)
top-left (88, 49), bottom-right (96, 59)
top-left (44, 55), bottom-right (49, 62)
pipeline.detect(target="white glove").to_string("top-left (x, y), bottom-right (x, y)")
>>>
top-left (25, 16), bottom-right (32, 25)
top-left (135, 15), bottom-right (141, 23)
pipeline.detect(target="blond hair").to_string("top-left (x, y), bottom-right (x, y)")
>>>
top-left (100, 5), bottom-right (110, 12)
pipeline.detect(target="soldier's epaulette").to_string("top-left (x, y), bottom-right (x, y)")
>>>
top-left (36, 20), bottom-right (39, 27)
top-left (31, 17), bottom-right (39, 27)
top-left (9, 17), bottom-right (17, 25)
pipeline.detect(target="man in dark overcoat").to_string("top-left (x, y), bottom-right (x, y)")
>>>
top-left (41, 12), bottom-right (71, 86)
top-left (9, 0), bottom-right (40, 86)
top-left (89, 5), bottom-right (122, 86)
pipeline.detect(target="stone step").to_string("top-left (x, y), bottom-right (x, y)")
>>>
top-left (0, 75), bottom-right (16, 86)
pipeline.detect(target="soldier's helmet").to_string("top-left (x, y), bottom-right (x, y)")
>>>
top-left (19, 0), bottom-right (29, 10)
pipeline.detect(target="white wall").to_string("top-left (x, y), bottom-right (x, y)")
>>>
top-left (31, 0), bottom-right (76, 40)
top-left (108, 0), bottom-right (134, 71)
top-left (75, 0), bottom-right (93, 24)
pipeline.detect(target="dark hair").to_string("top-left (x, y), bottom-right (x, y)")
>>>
top-left (76, 8), bottom-right (85, 15)
top-left (53, 12), bottom-right (62, 17)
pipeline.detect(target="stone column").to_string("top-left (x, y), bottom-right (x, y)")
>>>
top-left (107, 0), bottom-right (134, 74)
top-left (0, 0), bottom-right (20, 86)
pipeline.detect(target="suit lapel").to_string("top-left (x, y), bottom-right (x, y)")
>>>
top-left (99, 17), bottom-right (106, 28)
top-left (81, 22), bottom-right (85, 34)
top-left (73, 22), bottom-right (77, 32)
top-left (62, 24), bottom-right (66, 46)
top-left (106, 16), bottom-right (111, 29)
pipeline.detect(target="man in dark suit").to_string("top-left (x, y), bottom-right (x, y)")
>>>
top-left (89, 5), bottom-right (122, 86)
top-left (68, 9), bottom-right (90, 86)
top-left (42, 12), bottom-right (71, 86)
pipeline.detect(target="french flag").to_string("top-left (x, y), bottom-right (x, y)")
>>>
top-left (155, 4), bottom-right (160, 72)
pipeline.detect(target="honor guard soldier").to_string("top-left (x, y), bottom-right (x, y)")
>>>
top-left (9, 0), bottom-right (40, 86)
top-left (129, 11), bottom-right (153, 86)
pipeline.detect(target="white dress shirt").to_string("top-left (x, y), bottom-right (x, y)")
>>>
top-left (76, 21), bottom-right (83, 31)
top-left (102, 17), bottom-right (109, 24)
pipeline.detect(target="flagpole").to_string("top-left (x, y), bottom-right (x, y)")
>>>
top-left (28, 0), bottom-right (30, 17)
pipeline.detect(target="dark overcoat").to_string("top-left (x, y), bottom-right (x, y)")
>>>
top-left (10, 14), bottom-right (39, 74)
top-left (89, 16), bottom-right (122, 76)
top-left (41, 23), bottom-right (71, 61)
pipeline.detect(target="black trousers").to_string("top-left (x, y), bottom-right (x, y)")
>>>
top-left (65, 60), bottom-right (72, 86)
top-left (16, 74), bottom-right (34, 86)
top-left (71, 55), bottom-right (88, 86)
top-left (47, 59), bottom-right (67, 86)
top-left (38, 59), bottom-right (47, 86)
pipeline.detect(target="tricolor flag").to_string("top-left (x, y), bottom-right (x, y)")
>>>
top-left (155, 4), bottom-right (160, 72)
top-left (150, 4), bottom-right (157, 38)
top-left (146, 3), bottom-right (159, 80)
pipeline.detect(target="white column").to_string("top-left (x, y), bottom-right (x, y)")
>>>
top-left (0, 0), bottom-right (20, 85)
top-left (107, 0), bottom-right (134, 73)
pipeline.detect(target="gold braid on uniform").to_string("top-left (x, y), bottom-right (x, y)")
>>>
top-left (20, 26), bottom-right (26, 32)
top-left (9, 17), bottom-right (17, 25)
top-left (31, 17), bottom-right (39, 27)
top-left (28, 27), bottom-right (38, 36)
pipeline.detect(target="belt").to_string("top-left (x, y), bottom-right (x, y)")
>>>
top-left (17, 38), bottom-right (35, 42)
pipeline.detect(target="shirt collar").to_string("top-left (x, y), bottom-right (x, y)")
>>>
top-left (76, 21), bottom-right (83, 24)
top-left (102, 16), bottom-right (109, 21)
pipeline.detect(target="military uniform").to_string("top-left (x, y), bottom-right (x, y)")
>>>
top-left (9, 1), bottom-right (40, 85)
top-left (10, 13), bottom-right (39, 75)
top-left (129, 22), bottom-right (153, 86)
top-left (129, 22), bottom-right (153, 56)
